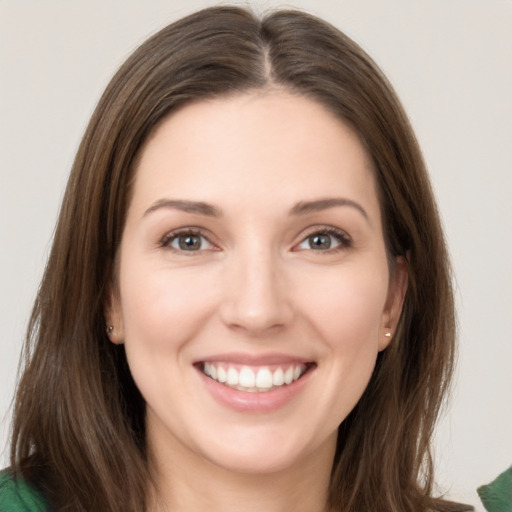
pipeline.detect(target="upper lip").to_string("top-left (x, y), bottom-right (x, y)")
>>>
top-left (194, 352), bottom-right (314, 366)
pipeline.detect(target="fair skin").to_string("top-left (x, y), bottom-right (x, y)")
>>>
top-left (107, 90), bottom-right (407, 512)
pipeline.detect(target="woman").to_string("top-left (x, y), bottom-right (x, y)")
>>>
top-left (1, 6), bottom-right (472, 512)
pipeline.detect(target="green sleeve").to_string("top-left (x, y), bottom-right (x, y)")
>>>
top-left (0, 471), bottom-right (48, 512)
top-left (478, 466), bottom-right (512, 512)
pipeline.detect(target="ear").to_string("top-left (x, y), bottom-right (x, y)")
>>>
top-left (379, 256), bottom-right (408, 351)
top-left (104, 285), bottom-right (125, 344)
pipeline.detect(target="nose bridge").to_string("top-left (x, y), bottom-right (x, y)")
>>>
top-left (221, 238), bottom-right (292, 333)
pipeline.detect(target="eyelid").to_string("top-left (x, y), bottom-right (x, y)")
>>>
top-left (160, 227), bottom-right (219, 253)
top-left (158, 224), bottom-right (351, 253)
top-left (293, 225), bottom-right (352, 252)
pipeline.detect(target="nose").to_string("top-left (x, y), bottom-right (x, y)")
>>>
top-left (219, 247), bottom-right (294, 336)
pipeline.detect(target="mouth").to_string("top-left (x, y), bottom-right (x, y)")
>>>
top-left (196, 361), bottom-right (316, 393)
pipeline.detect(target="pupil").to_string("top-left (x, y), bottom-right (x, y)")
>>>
top-left (179, 235), bottom-right (201, 250)
top-left (310, 234), bottom-right (331, 249)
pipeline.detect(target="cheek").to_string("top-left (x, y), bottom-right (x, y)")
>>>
top-left (117, 261), bottom-right (221, 414)
top-left (118, 257), bottom-right (218, 357)
top-left (297, 262), bottom-right (389, 346)
top-left (299, 266), bottom-right (389, 420)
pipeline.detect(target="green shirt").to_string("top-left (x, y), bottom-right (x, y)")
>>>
top-left (0, 471), bottom-right (48, 512)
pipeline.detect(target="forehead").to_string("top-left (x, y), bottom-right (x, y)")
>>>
top-left (130, 91), bottom-right (380, 220)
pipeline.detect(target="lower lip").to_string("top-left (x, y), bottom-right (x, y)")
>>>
top-left (197, 367), bottom-right (313, 413)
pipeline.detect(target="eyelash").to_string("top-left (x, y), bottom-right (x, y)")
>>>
top-left (295, 226), bottom-right (352, 253)
top-left (160, 228), bottom-right (216, 254)
top-left (159, 226), bottom-right (352, 254)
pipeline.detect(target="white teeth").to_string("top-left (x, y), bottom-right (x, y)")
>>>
top-left (227, 367), bottom-right (238, 386)
top-left (202, 363), bottom-right (308, 392)
top-left (273, 367), bottom-right (284, 386)
top-left (239, 367), bottom-right (255, 388)
top-left (256, 368), bottom-right (273, 388)
top-left (217, 366), bottom-right (227, 383)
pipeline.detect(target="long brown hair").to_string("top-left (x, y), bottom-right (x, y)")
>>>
top-left (11, 6), bottom-right (462, 511)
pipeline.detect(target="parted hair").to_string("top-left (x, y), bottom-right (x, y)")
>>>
top-left (10, 6), bottom-right (464, 512)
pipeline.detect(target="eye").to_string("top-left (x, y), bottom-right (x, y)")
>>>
top-left (296, 228), bottom-right (351, 252)
top-left (162, 230), bottom-right (215, 252)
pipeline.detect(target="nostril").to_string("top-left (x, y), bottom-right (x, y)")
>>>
top-left (220, 292), bottom-right (293, 334)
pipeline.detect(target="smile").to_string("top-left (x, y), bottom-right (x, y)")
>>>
top-left (200, 362), bottom-right (312, 393)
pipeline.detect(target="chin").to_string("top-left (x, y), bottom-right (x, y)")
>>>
top-left (207, 448), bottom-right (305, 475)
top-left (196, 425), bottom-right (336, 476)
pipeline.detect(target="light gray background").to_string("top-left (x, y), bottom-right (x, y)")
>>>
top-left (1, 1), bottom-right (511, 509)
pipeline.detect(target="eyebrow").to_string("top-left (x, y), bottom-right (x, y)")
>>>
top-left (143, 199), bottom-right (222, 218)
top-left (289, 197), bottom-right (369, 222)
top-left (143, 197), bottom-right (369, 222)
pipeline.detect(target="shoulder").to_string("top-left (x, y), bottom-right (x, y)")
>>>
top-left (0, 471), bottom-right (48, 512)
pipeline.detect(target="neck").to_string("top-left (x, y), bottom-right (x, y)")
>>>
top-left (147, 431), bottom-right (335, 512)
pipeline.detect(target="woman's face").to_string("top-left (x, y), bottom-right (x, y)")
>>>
top-left (107, 91), bottom-right (407, 475)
